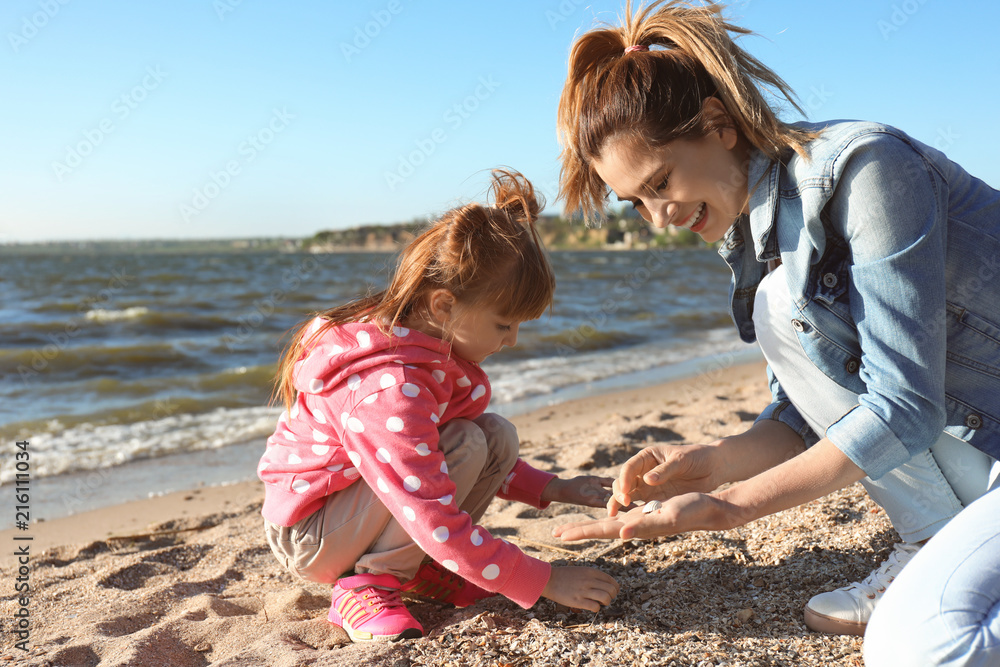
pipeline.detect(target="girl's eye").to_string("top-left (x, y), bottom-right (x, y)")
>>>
top-left (655, 175), bottom-right (670, 192)
top-left (497, 324), bottom-right (512, 332)
top-left (631, 199), bottom-right (644, 210)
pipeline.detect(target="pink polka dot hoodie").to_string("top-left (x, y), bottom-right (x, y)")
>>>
top-left (258, 318), bottom-right (556, 608)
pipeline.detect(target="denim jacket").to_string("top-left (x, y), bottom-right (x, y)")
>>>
top-left (720, 119), bottom-right (1000, 480)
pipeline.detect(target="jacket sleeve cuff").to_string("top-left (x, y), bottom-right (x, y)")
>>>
top-left (825, 405), bottom-right (913, 480)
top-left (497, 459), bottom-right (557, 509)
top-left (498, 552), bottom-right (552, 609)
top-left (755, 401), bottom-right (819, 446)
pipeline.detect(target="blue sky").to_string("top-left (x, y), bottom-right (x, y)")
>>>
top-left (3, 0), bottom-right (998, 242)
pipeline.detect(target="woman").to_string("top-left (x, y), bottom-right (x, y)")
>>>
top-left (552, 2), bottom-right (999, 664)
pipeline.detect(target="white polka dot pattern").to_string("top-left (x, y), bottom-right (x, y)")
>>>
top-left (471, 385), bottom-right (486, 401)
top-left (432, 526), bottom-right (450, 543)
top-left (443, 560), bottom-right (458, 572)
top-left (347, 417), bottom-right (365, 433)
top-left (386, 416), bottom-right (404, 432)
top-left (470, 529), bottom-right (483, 546)
top-left (393, 326), bottom-right (410, 337)
top-left (438, 494), bottom-right (453, 505)
top-left (347, 374), bottom-right (361, 391)
top-left (380, 373), bottom-right (396, 389)
top-left (347, 451), bottom-right (361, 467)
top-left (377, 478), bottom-right (389, 493)
top-left (432, 370), bottom-right (446, 383)
top-left (292, 479), bottom-right (310, 493)
top-left (401, 383), bottom-right (420, 397)
top-left (311, 444), bottom-right (330, 455)
top-left (456, 375), bottom-right (471, 387)
top-left (288, 453), bottom-right (302, 465)
top-left (403, 506), bottom-right (416, 521)
top-left (482, 564), bottom-right (500, 580)
top-left (376, 448), bottom-right (391, 463)
top-left (415, 443), bottom-right (430, 456)
top-left (312, 429), bottom-right (328, 442)
top-left (308, 378), bottom-right (324, 393)
top-left (356, 331), bottom-right (371, 347)
top-left (403, 476), bottom-right (421, 492)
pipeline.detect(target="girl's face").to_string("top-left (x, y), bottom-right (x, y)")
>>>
top-left (592, 103), bottom-right (750, 244)
top-left (446, 300), bottom-right (521, 364)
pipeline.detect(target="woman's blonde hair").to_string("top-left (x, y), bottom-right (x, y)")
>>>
top-left (558, 0), bottom-right (818, 220)
top-left (273, 169), bottom-right (554, 410)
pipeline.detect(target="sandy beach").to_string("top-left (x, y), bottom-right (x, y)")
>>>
top-left (1, 360), bottom-right (892, 666)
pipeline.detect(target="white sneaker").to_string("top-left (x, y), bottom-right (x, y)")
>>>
top-left (803, 542), bottom-right (920, 636)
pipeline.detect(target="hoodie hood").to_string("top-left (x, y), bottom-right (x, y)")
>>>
top-left (292, 318), bottom-right (464, 396)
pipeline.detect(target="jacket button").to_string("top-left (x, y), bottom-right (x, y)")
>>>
top-left (791, 319), bottom-right (805, 332)
top-left (822, 273), bottom-right (838, 288)
top-left (965, 413), bottom-right (983, 429)
top-left (845, 358), bottom-right (860, 373)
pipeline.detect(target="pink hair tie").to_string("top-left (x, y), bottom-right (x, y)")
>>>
top-left (624, 44), bottom-right (648, 53)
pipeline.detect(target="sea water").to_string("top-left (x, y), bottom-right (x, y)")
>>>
top-left (0, 248), bottom-right (760, 518)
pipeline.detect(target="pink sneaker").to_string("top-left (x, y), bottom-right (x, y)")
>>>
top-left (328, 573), bottom-right (423, 642)
top-left (401, 561), bottom-right (496, 608)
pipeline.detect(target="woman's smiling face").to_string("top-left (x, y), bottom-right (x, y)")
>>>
top-left (592, 98), bottom-right (751, 244)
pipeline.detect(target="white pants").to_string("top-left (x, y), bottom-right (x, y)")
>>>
top-left (755, 265), bottom-right (1000, 664)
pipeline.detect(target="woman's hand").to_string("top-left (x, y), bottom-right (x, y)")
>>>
top-left (608, 443), bottom-right (723, 516)
top-left (541, 565), bottom-right (619, 612)
top-left (555, 492), bottom-right (745, 541)
top-left (555, 438), bottom-right (867, 543)
top-left (541, 475), bottom-right (614, 508)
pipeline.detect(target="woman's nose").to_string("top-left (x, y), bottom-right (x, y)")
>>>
top-left (647, 199), bottom-right (672, 228)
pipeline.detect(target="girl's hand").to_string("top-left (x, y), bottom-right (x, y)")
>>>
top-left (556, 492), bottom-right (745, 541)
top-left (608, 443), bottom-right (722, 516)
top-left (541, 475), bottom-right (614, 508)
top-left (541, 565), bottom-right (619, 612)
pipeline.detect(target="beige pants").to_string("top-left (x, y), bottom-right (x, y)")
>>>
top-left (264, 413), bottom-right (519, 584)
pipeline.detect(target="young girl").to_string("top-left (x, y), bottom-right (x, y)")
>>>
top-left (551, 1), bottom-right (999, 663)
top-left (259, 169), bottom-right (619, 643)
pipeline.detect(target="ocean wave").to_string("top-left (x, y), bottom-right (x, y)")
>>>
top-left (0, 405), bottom-right (282, 482)
top-left (84, 306), bottom-right (150, 322)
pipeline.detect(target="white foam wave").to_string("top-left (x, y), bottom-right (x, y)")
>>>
top-left (0, 405), bottom-right (281, 482)
top-left (84, 306), bottom-right (150, 322)
top-left (485, 328), bottom-right (748, 406)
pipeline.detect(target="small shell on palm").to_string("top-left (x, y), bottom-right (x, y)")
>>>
top-left (642, 500), bottom-right (663, 514)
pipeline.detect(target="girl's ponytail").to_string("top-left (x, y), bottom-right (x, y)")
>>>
top-left (489, 168), bottom-right (542, 226)
top-left (558, 0), bottom-right (818, 220)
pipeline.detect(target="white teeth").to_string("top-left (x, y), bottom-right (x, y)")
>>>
top-left (681, 203), bottom-right (705, 230)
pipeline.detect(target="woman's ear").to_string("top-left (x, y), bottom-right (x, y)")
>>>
top-left (702, 96), bottom-right (738, 150)
top-left (426, 288), bottom-right (456, 326)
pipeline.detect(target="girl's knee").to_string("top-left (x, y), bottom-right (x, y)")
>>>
top-left (475, 413), bottom-right (520, 474)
